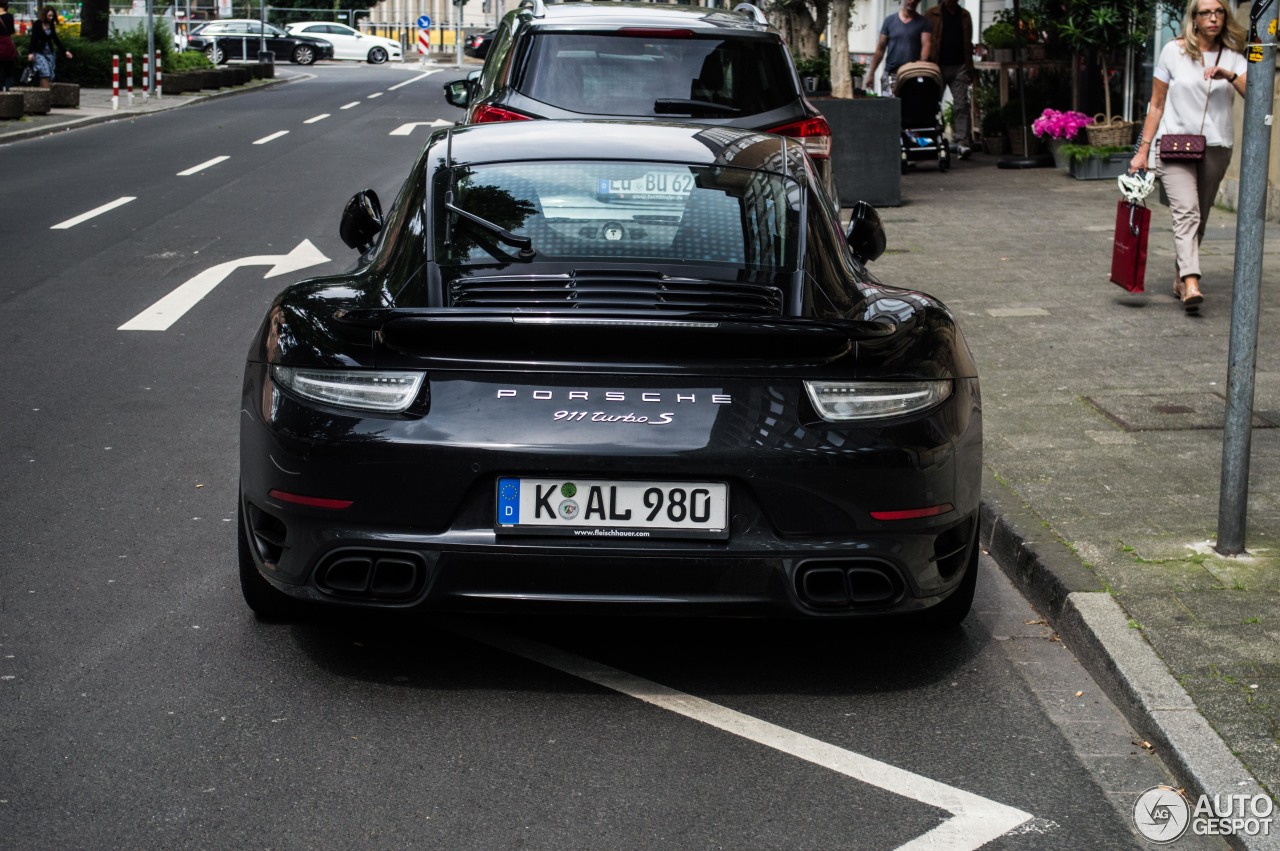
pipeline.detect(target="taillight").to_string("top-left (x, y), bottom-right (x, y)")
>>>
top-left (769, 116), bottom-right (832, 160)
top-left (471, 104), bottom-right (533, 123)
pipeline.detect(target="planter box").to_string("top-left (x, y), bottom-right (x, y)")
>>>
top-left (11, 87), bottom-right (51, 115)
top-left (816, 95), bottom-right (902, 207)
top-left (982, 135), bottom-right (1006, 155)
top-left (0, 91), bottom-right (23, 120)
top-left (162, 71), bottom-right (191, 94)
top-left (1069, 153), bottom-right (1130, 180)
top-left (50, 82), bottom-right (79, 108)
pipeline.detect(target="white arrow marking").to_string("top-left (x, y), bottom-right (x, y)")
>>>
top-left (388, 70), bottom-right (439, 90)
top-left (177, 156), bottom-right (229, 176)
top-left (119, 240), bottom-right (330, 332)
top-left (451, 623), bottom-right (1035, 851)
top-left (51, 196), bottom-right (136, 230)
top-left (390, 118), bottom-right (454, 136)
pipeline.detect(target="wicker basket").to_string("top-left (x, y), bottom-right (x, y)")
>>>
top-left (1086, 114), bottom-right (1138, 147)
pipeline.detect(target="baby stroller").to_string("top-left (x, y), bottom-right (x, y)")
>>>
top-left (895, 61), bottom-right (950, 173)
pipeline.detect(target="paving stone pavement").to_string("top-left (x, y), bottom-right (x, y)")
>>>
top-left (870, 152), bottom-right (1280, 825)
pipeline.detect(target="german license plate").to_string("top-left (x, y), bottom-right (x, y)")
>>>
top-left (599, 172), bottom-right (695, 202)
top-left (496, 477), bottom-right (728, 539)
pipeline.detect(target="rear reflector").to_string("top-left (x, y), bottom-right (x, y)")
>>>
top-left (471, 104), bottom-right (533, 123)
top-left (268, 489), bottom-right (354, 510)
top-left (769, 116), bottom-right (832, 159)
top-left (870, 504), bottom-right (954, 521)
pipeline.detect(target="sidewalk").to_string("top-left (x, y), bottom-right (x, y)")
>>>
top-left (875, 153), bottom-right (1280, 833)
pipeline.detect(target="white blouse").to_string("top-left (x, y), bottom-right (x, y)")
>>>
top-left (1154, 39), bottom-right (1248, 147)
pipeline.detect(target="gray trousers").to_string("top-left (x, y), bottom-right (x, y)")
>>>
top-left (940, 64), bottom-right (972, 143)
top-left (1158, 145), bottom-right (1232, 281)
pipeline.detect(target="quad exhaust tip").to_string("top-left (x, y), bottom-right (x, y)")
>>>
top-left (796, 561), bottom-right (904, 609)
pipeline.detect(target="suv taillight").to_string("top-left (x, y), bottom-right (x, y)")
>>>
top-left (769, 116), bottom-right (832, 160)
top-left (471, 105), bottom-right (532, 123)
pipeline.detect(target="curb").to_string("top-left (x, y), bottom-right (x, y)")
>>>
top-left (980, 468), bottom-right (1279, 850)
top-left (0, 74), bottom-right (296, 145)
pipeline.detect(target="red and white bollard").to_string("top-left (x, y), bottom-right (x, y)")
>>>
top-left (126, 53), bottom-right (134, 105)
top-left (142, 52), bottom-right (150, 101)
top-left (154, 50), bottom-right (163, 99)
top-left (111, 54), bottom-right (119, 110)
top-left (418, 27), bottom-right (429, 64)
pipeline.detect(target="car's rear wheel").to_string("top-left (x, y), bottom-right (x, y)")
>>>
top-left (238, 498), bottom-right (305, 621)
top-left (292, 45), bottom-right (316, 65)
top-left (205, 44), bottom-right (225, 64)
top-left (367, 46), bottom-right (388, 64)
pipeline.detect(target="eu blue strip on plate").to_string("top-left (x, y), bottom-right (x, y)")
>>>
top-left (497, 477), bottom-right (520, 525)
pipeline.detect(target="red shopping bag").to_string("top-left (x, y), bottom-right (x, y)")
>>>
top-left (1110, 200), bottom-right (1150, 293)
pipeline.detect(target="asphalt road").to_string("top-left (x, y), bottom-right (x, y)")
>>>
top-left (0, 64), bottom-right (1226, 850)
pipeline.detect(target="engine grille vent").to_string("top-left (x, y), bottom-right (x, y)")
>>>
top-left (449, 272), bottom-right (783, 316)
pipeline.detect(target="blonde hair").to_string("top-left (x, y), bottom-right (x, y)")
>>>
top-left (1181, 0), bottom-right (1247, 61)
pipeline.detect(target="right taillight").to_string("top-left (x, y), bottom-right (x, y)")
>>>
top-left (769, 116), bottom-right (832, 160)
top-left (470, 104), bottom-right (532, 123)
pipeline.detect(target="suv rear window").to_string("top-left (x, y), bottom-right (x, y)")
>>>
top-left (519, 33), bottom-right (796, 118)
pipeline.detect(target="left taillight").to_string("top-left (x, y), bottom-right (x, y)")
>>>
top-left (470, 104), bottom-right (532, 123)
top-left (769, 116), bottom-right (832, 160)
top-left (271, 366), bottom-right (425, 413)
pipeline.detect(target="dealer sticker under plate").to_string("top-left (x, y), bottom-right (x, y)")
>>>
top-left (496, 477), bottom-right (728, 539)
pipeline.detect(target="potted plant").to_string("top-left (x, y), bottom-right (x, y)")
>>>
top-left (793, 48), bottom-right (831, 96)
top-left (1059, 142), bottom-right (1133, 179)
top-left (983, 21), bottom-right (1017, 63)
top-left (1052, 0), bottom-right (1151, 140)
top-left (1032, 108), bottom-right (1093, 170)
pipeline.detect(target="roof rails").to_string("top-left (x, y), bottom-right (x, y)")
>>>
top-left (518, 0), bottom-right (769, 23)
top-left (517, 0), bottom-right (548, 17)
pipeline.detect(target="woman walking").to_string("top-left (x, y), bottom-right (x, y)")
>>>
top-left (1129, 0), bottom-right (1247, 311)
top-left (26, 5), bottom-right (72, 90)
top-left (0, 0), bottom-right (18, 91)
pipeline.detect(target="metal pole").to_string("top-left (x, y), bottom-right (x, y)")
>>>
top-left (1216, 0), bottom-right (1279, 554)
top-left (145, 0), bottom-right (155, 95)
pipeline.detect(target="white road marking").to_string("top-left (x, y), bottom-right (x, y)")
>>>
top-left (340, 101), bottom-right (360, 110)
top-left (304, 114), bottom-right (331, 124)
top-left (50, 197), bottom-right (136, 230)
top-left (388, 70), bottom-right (439, 90)
top-left (176, 156), bottom-right (229, 176)
top-left (367, 92), bottom-right (383, 99)
top-left (390, 118), bottom-right (454, 136)
top-left (253, 130), bottom-right (290, 145)
top-left (452, 623), bottom-right (1036, 851)
top-left (119, 240), bottom-right (331, 331)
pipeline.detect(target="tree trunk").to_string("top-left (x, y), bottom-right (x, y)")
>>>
top-left (830, 0), bottom-right (852, 98)
top-left (81, 0), bottom-right (110, 41)
top-left (766, 0), bottom-right (828, 60)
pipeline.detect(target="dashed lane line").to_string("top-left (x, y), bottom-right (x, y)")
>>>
top-left (253, 130), bottom-right (290, 145)
top-left (367, 92), bottom-right (383, 99)
top-left (50, 197), bottom-right (136, 230)
top-left (176, 156), bottom-right (230, 176)
top-left (340, 101), bottom-right (360, 110)
top-left (450, 622), bottom-right (1036, 851)
top-left (304, 114), bottom-right (330, 124)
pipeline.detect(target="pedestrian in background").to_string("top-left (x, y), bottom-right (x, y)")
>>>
top-left (1129, 0), bottom-right (1247, 311)
top-left (0, 0), bottom-right (18, 91)
top-left (26, 5), bottom-right (72, 90)
top-left (926, 0), bottom-right (975, 157)
top-left (866, 0), bottom-right (932, 96)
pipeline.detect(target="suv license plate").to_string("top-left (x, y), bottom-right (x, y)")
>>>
top-left (496, 477), bottom-right (728, 540)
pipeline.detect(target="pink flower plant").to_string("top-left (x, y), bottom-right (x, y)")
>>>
top-left (1031, 109), bottom-right (1093, 141)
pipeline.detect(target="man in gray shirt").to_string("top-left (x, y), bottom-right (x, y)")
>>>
top-left (866, 0), bottom-right (933, 95)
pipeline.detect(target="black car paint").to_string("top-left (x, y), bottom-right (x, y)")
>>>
top-left (187, 24), bottom-right (334, 63)
top-left (239, 122), bottom-right (980, 620)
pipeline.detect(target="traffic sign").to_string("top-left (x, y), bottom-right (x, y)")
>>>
top-left (417, 15), bottom-right (431, 28)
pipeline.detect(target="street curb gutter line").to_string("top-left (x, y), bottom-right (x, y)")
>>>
top-left (0, 75), bottom-right (296, 146)
top-left (980, 469), bottom-right (1280, 851)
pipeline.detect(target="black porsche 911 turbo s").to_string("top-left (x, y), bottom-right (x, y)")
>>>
top-left (238, 121), bottom-right (982, 625)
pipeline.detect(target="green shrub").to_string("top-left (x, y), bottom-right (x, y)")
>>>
top-left (169, 50), bottom-right (214, 72)
top-left (14, 32), bottom-right (177, 88)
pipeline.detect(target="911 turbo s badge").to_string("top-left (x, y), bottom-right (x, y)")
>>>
top-left (495, 389), bottom-right (731, 426)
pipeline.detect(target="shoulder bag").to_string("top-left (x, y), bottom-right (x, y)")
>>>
top-left (1158, 48), bottom-right (1221, 162)
top-left (18, 63), bottom-right (36, 86)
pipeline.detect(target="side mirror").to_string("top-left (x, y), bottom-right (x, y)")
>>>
top-left (845, 200), bottom-right (886, 264)
top-left (443, 78), bottom-right (475, 109)
top-left (339, 189), bottom-right (383, 253)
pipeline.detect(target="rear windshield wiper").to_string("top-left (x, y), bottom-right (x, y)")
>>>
top-left (445, 190), bottom-right (536, 260)
top-left (653, 98), bottom-right (743, 117)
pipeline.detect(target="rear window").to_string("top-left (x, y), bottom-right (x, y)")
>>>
top-left (435, 160), bottom-right (801, 271)
top-left (519, 33), bottom-right (797, 117)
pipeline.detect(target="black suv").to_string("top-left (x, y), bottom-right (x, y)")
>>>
top-left (444, 0), bottom-right (834, 201)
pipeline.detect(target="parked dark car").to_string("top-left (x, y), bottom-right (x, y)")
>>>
top-left (443, 1), bottom-right (836, 203)
top-left (464, 28), bottom-right (497, 59)
top-left (186, 19), bottom-right (334, 65)
top-left (237, 121), bottom-right (981, 626)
